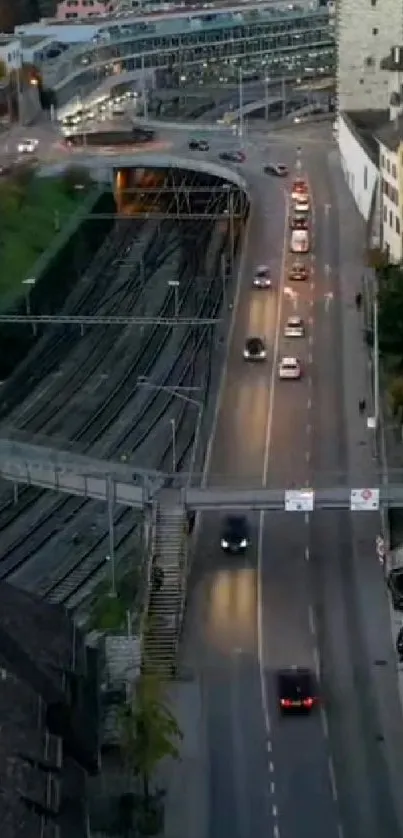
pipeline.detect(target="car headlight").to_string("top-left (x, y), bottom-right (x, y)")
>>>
top-left (221, 539), bottom-right (229, 548)
top-left (240, 539), bottom-right (248, 548)
top-left (260, 351), bottom-right (266, 358)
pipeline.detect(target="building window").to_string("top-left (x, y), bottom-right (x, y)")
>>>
top-left (381, 154), bottom-right (385, 168)
top-left (384, 205), bottom-right (387, 221)
top-left (371, 0), bottom-right (377, 5)
top-left (387, 158), bottom-right (391, 173)
top-left (390, 210), bottom-right (393, 227)
top-left (363, 166), bottom-right (368, 189)
top-left (372, 27), bottom-right (378, 35)
top-left (396, 216), bottom-right (400, 234)
top-left (392, 163), bottom-right (397, 179)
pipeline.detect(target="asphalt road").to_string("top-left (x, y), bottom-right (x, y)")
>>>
top-left (182, 139), bottom-right (403, 838)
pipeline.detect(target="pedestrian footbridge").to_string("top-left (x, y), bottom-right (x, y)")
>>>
top-left (0, 438), bottom-right (399, 512)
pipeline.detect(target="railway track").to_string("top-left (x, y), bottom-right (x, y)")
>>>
top-left (0, 219), bottom-right (217, 582)
top-left (0, 213), bottom-right (242, 610)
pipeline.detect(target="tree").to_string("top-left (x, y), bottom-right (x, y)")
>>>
top-left (120, 673), bottom-right (182, 827)
top-left (388, 376), bottom-right (403, 419)
top-left (378, 264), bottom-right (403, 356)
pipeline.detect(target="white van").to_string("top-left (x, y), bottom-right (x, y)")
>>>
top-left (290, 229), bottom-right (309, 254)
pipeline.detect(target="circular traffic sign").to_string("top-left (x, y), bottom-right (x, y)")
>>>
top-left (361, 489), bottom-right (372, 501)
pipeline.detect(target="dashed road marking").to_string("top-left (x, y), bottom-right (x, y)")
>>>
top-left (321, 706), bottom-right (329, 739)
top-left (272, 805), bottom-right (278, 817)
top-left (308, 334), bottom-right (313, 346)
top-left (305, 545), bottom-right (310, 561)
top-left (269, 761), bottom-right (275, 773)
top-left (270, 781), bottom-right (275, 794)
top-left (273, 823), bottom-right (280, 838)
top-left (313, 645), bottom-right (320, 677)
top-left (266, 740), bottom-right (272, 752)
top-left (305, 450), bottom-right (311, 462)
top-left (308, 352), bottom-right (313, 364)
top-left (328, 756), bottom-right (338, 801)
top-left (310, 281), bottom-right (315, 292)
top-left (307, 397), bottom-right (312, 409)
top-left (307, 423), bottom-right (312, 434)
top-left (304, 512), bottom-right (310, 524)
top-left (338, 823), bottom-right (344, 838)
top-left (308, 604), bottom-right (316, 634)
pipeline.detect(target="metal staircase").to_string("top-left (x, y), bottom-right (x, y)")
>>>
top-left (142, 494), bottom-right (188, 677)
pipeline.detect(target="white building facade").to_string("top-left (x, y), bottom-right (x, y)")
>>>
top-left (378, 139), bottom-right (402, 262)
top-left (337, 0), bottom-right (402, 111)
top-left (338, 114), bottom-right (378, 221)
top-left (0, 36), bottom-right (22, 71)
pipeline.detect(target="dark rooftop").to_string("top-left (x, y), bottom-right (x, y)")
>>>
top-left (375, 116), bottom-right (403, 152)
top-left (343, 109), bottom-right (389, 164)
top-left (0, 582), bottom-right (88, 838)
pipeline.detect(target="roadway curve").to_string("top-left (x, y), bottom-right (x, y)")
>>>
top-left (180, 133), bottom-right (403, 838)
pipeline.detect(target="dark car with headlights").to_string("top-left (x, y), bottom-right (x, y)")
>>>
top-left (220, 515), bottom-right (250, 552)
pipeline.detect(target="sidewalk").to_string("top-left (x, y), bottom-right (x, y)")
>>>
top-left (157, 680), bottom-right (208, 838)
top-left (328, 148), bottom-right (403, 831)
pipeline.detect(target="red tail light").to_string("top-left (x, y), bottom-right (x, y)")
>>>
top-left (303, 697), bottom-right (314, 708)
top-left (280, 699), bottom-right (293, 708)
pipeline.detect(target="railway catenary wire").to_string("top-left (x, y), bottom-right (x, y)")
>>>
top-left (9, 222), bottom-right (177, 433)
top-left (0, 219), bottom-right (145, 422)
top-left (1, 217), bottom-right (243, 607)
top-left (31, 232), bottom-right (231, 607)
top-left (0, 221), bottom-right (180, 521)
top-left (0, 219), bottom-right (219, 574)
top-left (37, 303), bottom-right (218, 607)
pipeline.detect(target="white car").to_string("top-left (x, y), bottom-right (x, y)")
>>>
top-left (253, 265), bottom-right (271, 288)
top-left (17, 138), bottom-right (39, 153)
top-left (294, 197), bottom-right (310, 213)
top-left (278, 356), bottom-right (301, 379)
top-left (284, 316), bottom-right (305, 338)
top-left (290, 229), bottom-right (309, 254)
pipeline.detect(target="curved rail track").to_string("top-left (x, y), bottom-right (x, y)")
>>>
top-left (0, 204), bottom-right (244, 610)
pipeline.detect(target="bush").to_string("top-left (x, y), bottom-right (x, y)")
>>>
top-left (388, 376), bottom-right (403, 418)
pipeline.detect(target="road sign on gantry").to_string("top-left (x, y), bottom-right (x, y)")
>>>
top-left (285, 489), bottom-right (314, 512)
top-left (350, 488), bottom-right (380, 511)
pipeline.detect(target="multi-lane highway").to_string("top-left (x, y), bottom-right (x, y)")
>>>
top-left (181, 137), bottom-right (403, 838)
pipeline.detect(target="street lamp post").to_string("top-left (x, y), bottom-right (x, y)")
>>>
top-left (22, 277), bottom-right (36, 336)
top-left (281, 76), bottom-right (287, 119)
top-left (168, 279), bottom-right (180, 317)
top-left (264, 75), bottom-right (270, 122)
top-left (170, 418), bottom-right (177, 473)
top-left (106, 475), bottom-right (116, 597)
top-left (137, 378), bottom-right (203, 480)
top-left (238, 65), bottom-right (244, 140)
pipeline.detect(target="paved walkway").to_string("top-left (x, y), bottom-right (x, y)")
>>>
top-left (329, 148), bottom-right (403, 832)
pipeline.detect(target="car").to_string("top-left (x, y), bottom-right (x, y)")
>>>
top-left (290, 215), bottom-right (308, 230)
top-left (264, 163), bottom-right (288, 177)
top-left (284, 316), bottom-right (305, 338)
top-left (220, 515), bottom-right (250, 552)
top-left (219, 150), bottom-right (245, 163)
top-left (291, 178), bottom-right (307, 201)
top-left (243, 336), bottom-right (267, 360)
top-left (188, 139), bottom-right (209, 151)
top-left (17, 138), bottom-right (38, 153)
top-left (388, 568), bottom-right (403, 610)
top-left (253, 265), bottom-right (271, 287)
top-left (294, 197), bottom-right (310, 214)
top-left (290, 229), bottom-right (309, 254)
top-left (278, 356), bottom-right (301, 379)
top-left (289, 262), bottom-right (308, 281)
top-left (277, 667), bottom-right (318, 713)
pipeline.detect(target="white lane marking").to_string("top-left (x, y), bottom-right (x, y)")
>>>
top-left (269, 761), bottom-right (275, 773)
top-left (308, 604), bottom-right (316, 635)
top-left (308, 334), bottom-right (313, 346)
top-left (308, 352), bottom-right (313, 364)
top-left (273, 823), bottom-right (280, 838)
top-left (310, 298), bottom-right (314, 308)
top-left (304, 512), bottom-right (310, 525)
top-left (305, 450), bottom-right (311, 462)
top-left (257, 190), bottom-right (289, 736)
top-left (305, 477), bottom-right (311, 487)
top-left (270, 781), bottom-right (275, 794)
top-left (305, 545), bottom-right (310, 561)
top-left (267, 740), bottom-right (272, 752)
top-left (328, 756), bottom-right (338, 802)
top-left (307, 397), bottom-right (312, 409)
top-left (272, 805), bottom-right (278, 817)
top-left (321, 706), bottom-right (329, 739)
top-left (306, 423), bottom-right (312, 434)
top-left (310, 281), bottom-right (315, 292)
top-left (338, 823), bottom-right (345, 838)
top-left (313, 645), bottom-right (320, 677)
